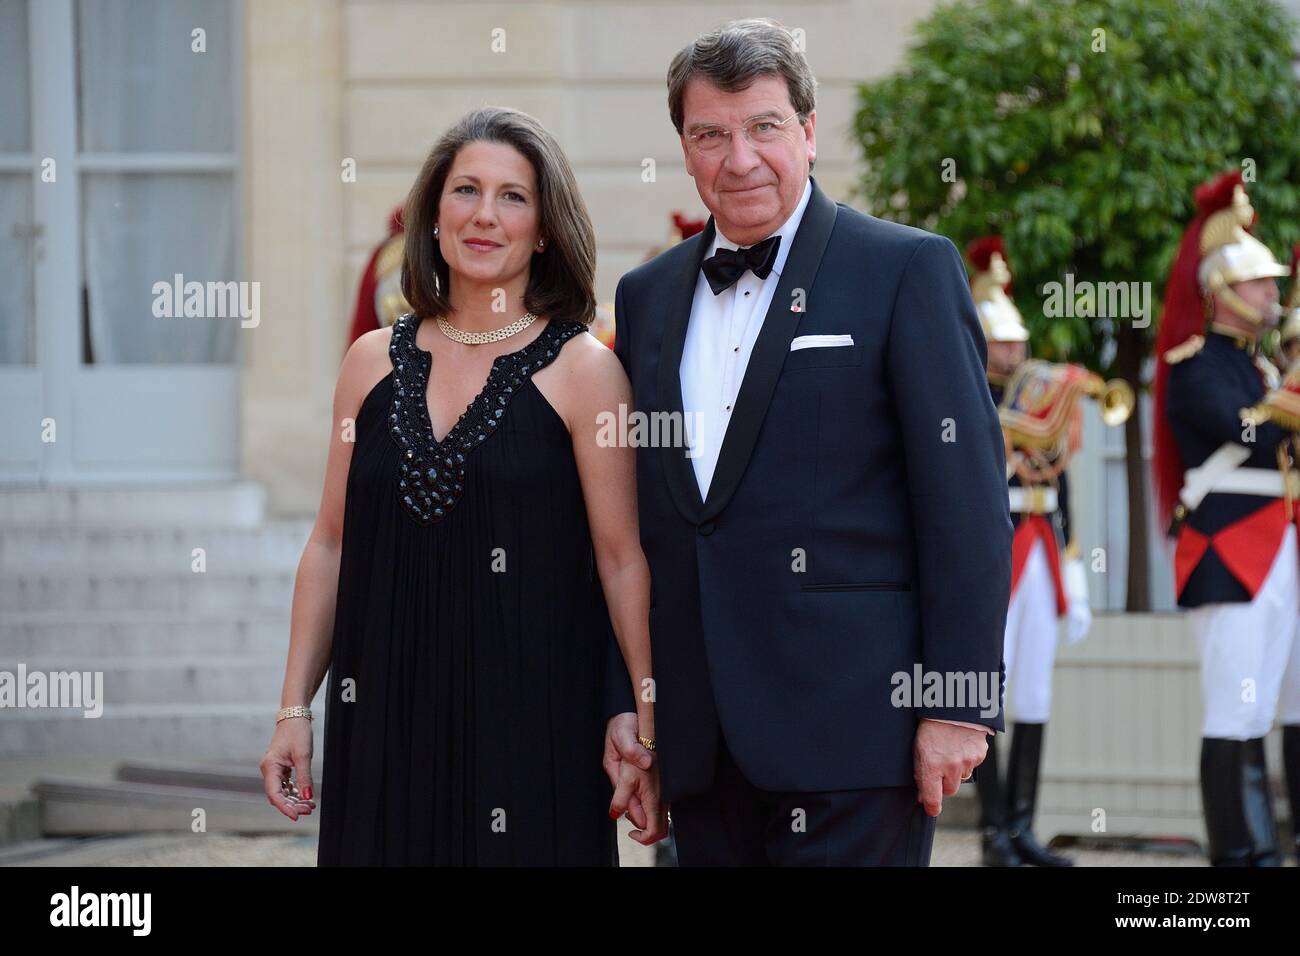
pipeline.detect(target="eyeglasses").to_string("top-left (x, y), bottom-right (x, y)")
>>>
top-left (685, 112), bottom-right (802, 154)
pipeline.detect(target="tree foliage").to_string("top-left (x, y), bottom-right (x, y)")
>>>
top-left (852, 0), bottom-right (1300, 372)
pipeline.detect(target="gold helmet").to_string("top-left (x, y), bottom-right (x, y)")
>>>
top-left (373, 231), bottom-right (410, 328)
top-left (966, 236), bottom-right (1028, 342)
top-left (1198, 178), bottom-right (1288, 325)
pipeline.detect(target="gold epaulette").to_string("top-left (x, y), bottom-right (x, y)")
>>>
top-left (1164, 335), bottom-right (1205, 365)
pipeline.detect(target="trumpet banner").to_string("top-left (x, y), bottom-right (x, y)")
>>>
top-left (999, 359), bottom-right (1094, 451)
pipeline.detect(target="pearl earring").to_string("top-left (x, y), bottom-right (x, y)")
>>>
top-left (433, 224), bottom-right (439, 238)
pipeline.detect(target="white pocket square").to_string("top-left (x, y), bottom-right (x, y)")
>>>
top-left (790, 334), bottom-right (854, 351)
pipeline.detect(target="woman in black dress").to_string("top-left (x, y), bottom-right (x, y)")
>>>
top-left (260, 107), bottom-right (664, 864)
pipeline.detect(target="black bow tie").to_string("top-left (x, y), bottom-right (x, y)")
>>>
top-left (701, 235), bottom-right (781, 295)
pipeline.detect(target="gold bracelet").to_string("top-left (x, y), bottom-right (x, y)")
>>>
top-left (638, 735), bottom-right (656, 752)
top-left (276, 705), bottom-right (313, 723)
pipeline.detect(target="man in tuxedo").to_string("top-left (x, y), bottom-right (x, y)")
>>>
top-left (603, 18), bottom-right (1012, 865)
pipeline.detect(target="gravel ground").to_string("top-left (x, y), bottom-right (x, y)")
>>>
top-left (2, 825), bottom-right (1237, 867)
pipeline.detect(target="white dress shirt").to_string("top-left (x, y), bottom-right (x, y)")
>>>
top-left (678, 178), bottom-right (994, 739)
top-left (680, 179), bottom-right (812, 499)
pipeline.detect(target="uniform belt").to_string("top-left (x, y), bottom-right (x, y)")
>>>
top-left (1181, 466), bottom-right (1300, 502)
top-left (1008, 486), bottom-right (1058, 514)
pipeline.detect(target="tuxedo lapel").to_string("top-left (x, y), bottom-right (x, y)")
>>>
top-left (700, 179), bottom-right (838, 522)
top-left (655, 220), bottom-right (714, 525)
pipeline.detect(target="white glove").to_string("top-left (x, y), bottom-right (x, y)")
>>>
top-left (1063, 557), bottom-right (1091, 645)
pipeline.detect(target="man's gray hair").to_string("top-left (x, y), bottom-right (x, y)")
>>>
top-left (667, 18), bottom-right (818, 135)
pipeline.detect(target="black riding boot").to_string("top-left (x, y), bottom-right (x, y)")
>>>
top-left (1004, 722), bottom-right (1072, 866)
top-left (1241, 736), bottom-right (1281, 866)
top-left (1284, 725), bottom-right (1300, 864)
top-left (975, 735), bottom-right (1021, 866)
top-left (1200, 737), bottom-right (1252, 866)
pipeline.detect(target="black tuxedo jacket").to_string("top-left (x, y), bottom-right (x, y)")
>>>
top-left (606, 178), bottom-right (1012, 802)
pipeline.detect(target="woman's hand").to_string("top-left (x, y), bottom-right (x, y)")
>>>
top-left (260, 717), bottom-right (318, 821)
top-left (609, 754), bottom-right (669, 846)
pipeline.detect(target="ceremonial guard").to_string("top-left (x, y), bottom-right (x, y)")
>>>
top-left (347, 205), bottom-right (410, 345)
top-left (967, 237), bottom-right (1103, 867)
top-left (1277, 247), bottom-right (1300, 373)
top-left (1153, 170), bottom-right (1300, 866)
top-left (1278, 251), bottom-right (1300, 864)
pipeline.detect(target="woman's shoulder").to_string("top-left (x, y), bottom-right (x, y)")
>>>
top-left (548, 321), bottom-right (621, 379)
top-left (335, 323), bottom-right (398, 416)
top-left (536, 321), bottom-right (629, 428)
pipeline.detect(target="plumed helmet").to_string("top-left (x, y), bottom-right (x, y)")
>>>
top-left (1196, 173), bottom-right (1288, 322)
top-left (1153, 171), bottom-right (1286, 526)
top-left (966, 235), bottom-right (1029, 342)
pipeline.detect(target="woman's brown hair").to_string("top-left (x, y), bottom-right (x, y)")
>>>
top-left (401, 107), bottom-right (596, 325)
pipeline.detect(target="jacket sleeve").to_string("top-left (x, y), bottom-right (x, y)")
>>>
top-left (602, 276), bottom-right (637, 722)
top-left (1168, 353), bottom-right (1290, 452)
top-left (886, 235), bottom-right (1013, 730)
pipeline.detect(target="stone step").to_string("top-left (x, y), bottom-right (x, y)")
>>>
top-left (0, 570), bottom-right (295, 613)
top-left (0, 612), bottom-right (290, 659)
top-left (33, 777), bottom-right (317, 836)
top-left (0, 521), bottom-right (312, 572)
top-left (0, 836), bottom-right (83, 863)
top-left (114, 761), bottom-right (267, 794)
top-left (0, 701), bottom-right (325, 759)
top-left (0, 657), bottom-right (289, 705)
top-left (0, 483), bottom-right (268, 528)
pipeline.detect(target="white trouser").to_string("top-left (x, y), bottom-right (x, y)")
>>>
top-left (1191, 525), bottom-right (1300, 739)
top-left (1283, 597), bottom-right (1300, 726)
top-left (1003, 538), bottom-right (1058, 724)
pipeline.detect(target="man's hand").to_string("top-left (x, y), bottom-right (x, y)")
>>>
top-left (913, 720), bottom-right (988, 817)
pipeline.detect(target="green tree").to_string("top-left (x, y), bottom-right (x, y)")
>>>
top-left (853, 0), bottom-right (1300, 610)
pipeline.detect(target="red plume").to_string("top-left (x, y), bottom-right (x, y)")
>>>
top-left (1152, 170), bottom-right (1245, 528)
top-left (1291, 243), bottom-right (1300, 282)
top-left (1193, 170), bottom-right (1246, 222)
top-left (965, 235), bottom-right (1007, 274)
top-left (672, 211), bottom-right (706, 240)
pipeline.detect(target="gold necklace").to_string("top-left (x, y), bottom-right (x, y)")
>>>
top-left (437, 312), bottom-right (538, 345)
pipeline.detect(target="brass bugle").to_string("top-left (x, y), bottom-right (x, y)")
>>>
top-left (1237, 400), bottom-right (1300, 434)
top-left (1240, 364), bottom-right (1300, 432)
top-left (1241, 403), bottom-right (1279, 426)
top-left (1085, 374), bottom-right (1135, 427)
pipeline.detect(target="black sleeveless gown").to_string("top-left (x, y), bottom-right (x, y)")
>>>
top-left (317, 313), bottom-right (618, 865)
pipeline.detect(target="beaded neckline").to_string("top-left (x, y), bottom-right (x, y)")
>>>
top-left (386, 312), bottom-right (583, 525)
